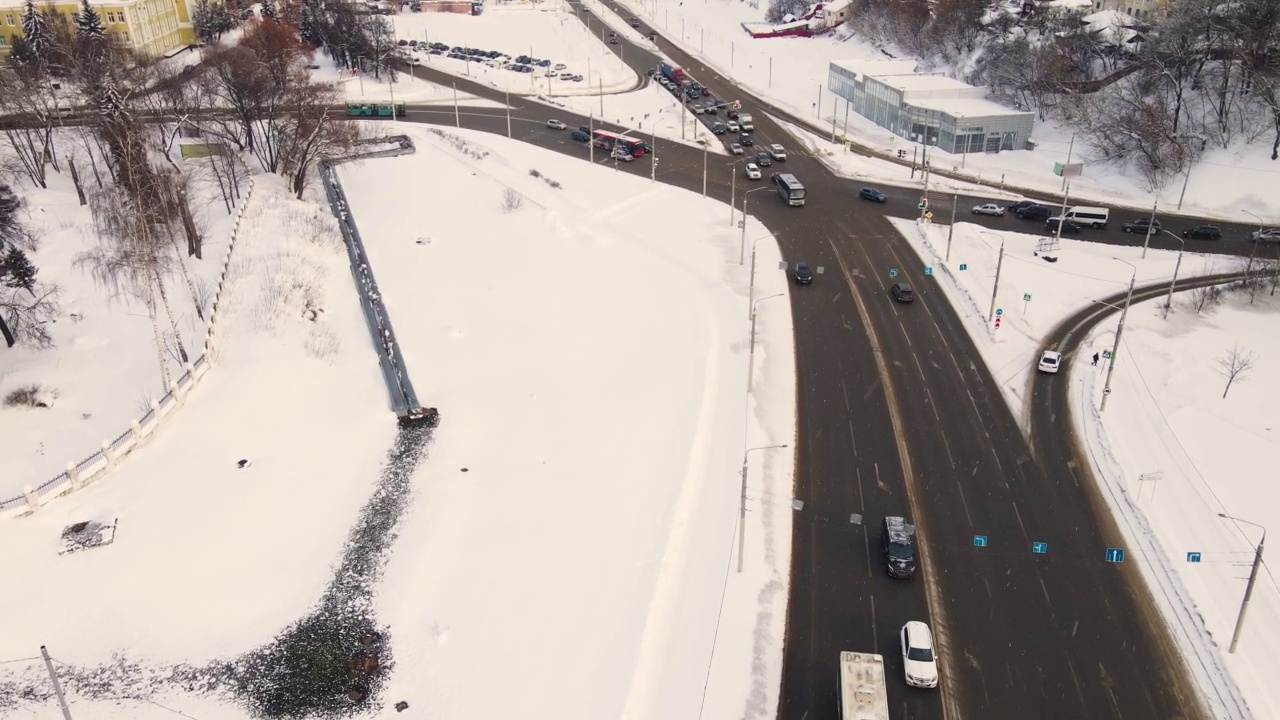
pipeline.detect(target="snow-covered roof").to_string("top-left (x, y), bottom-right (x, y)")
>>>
top-left (910, 97), bottom-right (1035, 119)
top-left (830, 58), bottom-right (920, 81)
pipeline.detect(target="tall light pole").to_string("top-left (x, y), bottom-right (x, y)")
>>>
top-left (748, 234), bottom-right (775, 316)
top-left (726, 157), bottom-right (751, 228)
top-left (1159, 230), bottom-right (1185, 320)
top-left (738, 443), bottom-right (786, 574)
top-left (702, 138), bottom-right (708, 198)
top-left (740, 187), bottom-right (770, 265)
top-left (1141, 199), bottom-right (1158, 259)
top-left (505, 89), bottom-right (512, 138)
top-left (1217, 512), bottom-right (1266, 654)
top-left (1243, 209), bottom-right (1265, 283)
top-left (1176, 136), bottom-right (1206, 211)
top-left (980, 231), bottom-right (1005, 322)
top-left (1100, 257), bottom-right (1136, 412)
top-left (452, 82), bottom-right (460, 127)
top-left (945, 188), bottom-right (958, 263)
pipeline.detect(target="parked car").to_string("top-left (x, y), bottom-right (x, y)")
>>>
top-left (972, 203), bottom-right (1005, 217)
top-left (1045, 218), bottom-right (1082, 234)
top-left (546, 119), bottom-right (567, 130)
top-left (768, 143), bottom-right (787, 161)
top-left (891, 283), bottom-right (914, 302)
top-left (746, 162), bottom-right (762, 180)
top-left (1016, 205), bottom-right (1052, 221)
top-left (859, 187), bottom-right (887, 203)
top-left (1252, 227), bottom-right (1280, 242)
top-left (901, 621), bottom-right (939, 689)
top-left (755, 151), bottom-right (772, 167)
top-left (1123, 217), bottom-right (1161, 234)
top-left (730, 143), bottom-right (744, 155)
top-left (1038, 350), bottom-right (1063, 374)
top-left (571, 129), bottom-right (590, 142)
top-left (792, 262), bottom-right (813, 284)
top-left (1183, 225), bottom-right (1222, 240)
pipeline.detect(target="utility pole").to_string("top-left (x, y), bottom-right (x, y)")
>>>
top-left (651, 133), bottom-right (657, 183)
top-left (728, 161), bottom-right (737, 227)
top-left (505, 89), bottom-right (511, 138)
top-left (1163, 232), bottom-right (1185, 321)
top-left (589, 114), bottom-right (595, 164)
top-left (1218, 513), bottom-right (1266, 654)
top-left (41, 646), bottom-right (73, 720)
top-left (452, 82), bottom-right (460, 127)
top-left (1100, 260), bottom-right (1136, 412)
top-left (1053, 180), bottom-right (1073, 245)
top-left (987, 237), bottom-right (1005, 322)
top-left (1141, 199), bottom-right (1158, 259)
top-left (702, 140), bottom-right (708, 198)
top-left (1061, 133), bottom-right (1074, 194)
top-left (945, 188), bottom-right (958, 262)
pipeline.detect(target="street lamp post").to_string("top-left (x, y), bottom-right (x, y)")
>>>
top-left (1141, 199), bottom-right (1158, 259)
top-left (748, 292), bottom-right (785, 392)
top-left (749, 234), bottom-right (774, 316)
top-left (1217, 513), bottom-right (1266, 654)
top-left (1242, 210), bottom-right (1265, 284)
top-left (1159, 230), bottom-right (1185, 320)
top-left (739, 443), bottom-right (788, 573)
top-left (980, 231), bottom-right (1006, 322)
top-left (1176, 136), bottom-right (1207, 211)
top-left (726, 157), bottom-right (751, 228)
top-left (1100, 258), bottom-right (1137, 412)
top-left (740, 187), bottom-right (770, 265)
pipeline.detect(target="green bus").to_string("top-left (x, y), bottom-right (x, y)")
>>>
top-left (345, 103), bottom-right (407, 118)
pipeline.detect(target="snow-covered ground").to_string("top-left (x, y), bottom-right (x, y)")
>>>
top-left (396, 3), bottom-right (639, 96)
top-left (539, 79), bottom-right (719, 148)
top-left (0, 125), bottom-right (797, 720)
top-left (896, 216), bottom-right (1274, 718)
top-left (311, 54), bottom-right (500, 106)
top-left (611, 0), bottom-right (1280, 221)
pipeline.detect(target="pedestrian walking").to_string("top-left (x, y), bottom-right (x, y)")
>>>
top-left (1092, 352), bottom-right (1099, 366)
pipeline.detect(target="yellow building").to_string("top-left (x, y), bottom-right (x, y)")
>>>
top-left (0, 0), bottom-right (197, 58)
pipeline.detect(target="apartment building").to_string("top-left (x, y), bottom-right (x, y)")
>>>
top-left (0, 0), bottom-right (196, 58)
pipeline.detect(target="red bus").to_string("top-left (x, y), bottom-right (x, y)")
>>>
top-left (591, 129), bottom-right (648, 157)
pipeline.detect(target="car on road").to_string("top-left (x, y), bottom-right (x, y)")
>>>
top-left (727, 109), bottom-right (740, 120)
top-left (711, 121), bottom-right (727, 135)
top-left (739, 133), bottom-right (754, 146)
top-left (792, 262), bottom-right (813, 284)
top-left (890, 283), bottom-right (914, 303)
top-left (546, 119), bottom-right (567, 130)
top-left (1038, 350), bottom-right (1063, 374)
top-left (881, 516), bottom-right (916, 575)
top-left (768, 143), bottom-right (787, 160)
top-left (1016, 204), bottom-right (1052, 221)
top-left (570, 129), bottom-right (590, 142)
top-left (726, 120), bottom-right (740, 133)
top-left (1045, 217), bottom-right (1082, 234)
top-left (754, 151), bottom-right (772, 167)
top-left (1183, 225), bottom-right (1222, 240)
top-left (859, 187), bottom-right (888, 203)
top-left (900, 621), bottom-right (939, 689)
top-left (609, 36), bottom-right (619, 44)
top-left (972, 203), bottom-right (1005, 217)
top-left (730, 143), bottom-right (744, 155)
top-left (629, 17), bottom-right (640, 26)
top-left (1007, 199), bottom-right (1042, 214)
top-left (745, 162), bottom-right (761, 180)
top-left (1123, 217), bottom-right (1161, 234)
top-left (1252, 227), bottom-right (1280, 242)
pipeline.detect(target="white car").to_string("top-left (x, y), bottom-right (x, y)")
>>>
top-left (1252, 227), bottom-right (1280, 243)
top-left (972, 203), bottom-right (1006, 217)
top-left (769, 143), bottom-right (787, 160)
top-left (546, 119), bottom-right (567, 130)
top-left (730, 143), bottom-right (744, 155)
top-left (726, 120), bottom-right (740, 133)
top-left (745, 162), bottom-right (761, 180)
top-left (1038, 350), bottom-right (1063, 374)
top-left (901, 621), bottom-right (939, 689)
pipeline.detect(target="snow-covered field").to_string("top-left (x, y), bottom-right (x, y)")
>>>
top-left (0, 125), bottom-right (796, 720)
top-left (540, 79), bottom-right (719, 148)
top-left (611, 0), bottom-right (1280, 221)
top-left (396, 3), bottom-right (639, 96)
top-left (312, 54), bottom-right (501, 106)
top-left (896, 216), bottom-right (1274, 718)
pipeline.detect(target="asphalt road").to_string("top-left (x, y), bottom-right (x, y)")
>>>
top-left (397, 16), bottom-right (1218, 720)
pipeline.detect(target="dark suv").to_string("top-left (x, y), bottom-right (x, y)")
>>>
top-left (891, 283), bottom-right (914, 303)
top-left (881, 516), bottom-right (917, 578)
top-left (792, 262), bottom-right (813, 285)
top-left (1123, 217), bottom-right (1161, 235)
top-left (1016, 204), bottom-right (1052, 221)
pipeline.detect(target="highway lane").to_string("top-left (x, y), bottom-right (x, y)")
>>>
top-left (397, 19), bottom-right (1213, 720)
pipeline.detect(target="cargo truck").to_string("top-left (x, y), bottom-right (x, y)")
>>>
top-left (838, 652), bottom-right (890, 720)
top-left (658, 61), bottom-right (688, 86)
top-left (738, 112), bottom-right (754, 130)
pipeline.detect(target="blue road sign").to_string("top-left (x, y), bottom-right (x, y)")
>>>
top-left (889, 268), bottom-right (898, 278)
top-left (995, 308), bottom-right (1004, 316)
top-left (924, 266), bottom-right (933, 276)
top-left (959, 263), bottom-right (967, 271)
top-left (1187, 552), bottom-right (1202, 563)
top-left (973, 535), bottom-right (988, 547)
top-left (1032, 541), bottom-right (1048, 554)
top-left (1106, 548), bottom-right (1125, 563)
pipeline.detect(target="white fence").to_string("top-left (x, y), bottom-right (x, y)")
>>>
top-left (0, 179), bottom-right (258, 518)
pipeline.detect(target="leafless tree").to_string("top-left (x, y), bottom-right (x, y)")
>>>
top-left (1188, 284), bottom-right (1223, 313)
top-left (1215, 343), bottom-right (1257, 398)
top-left (0, 283), bottom-right (60, 348)
top-left (277, 79), bottom-right (358, 198)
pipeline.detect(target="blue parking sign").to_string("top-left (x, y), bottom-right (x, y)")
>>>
top-left (959, 263), bottom-right (967, 271)
top-left (889, 268), bottom-right (898, 278)
top-left (1106, 548), bottom-right (1125, 563)
top-left (973, 535), bottom-right (988, 547)
top-left (1032, 541), bottom-right (1048, 554)
top-left (924, 266), bottom-right (933, 276)
top-left (1187, 552), bottom-right (1202, 563)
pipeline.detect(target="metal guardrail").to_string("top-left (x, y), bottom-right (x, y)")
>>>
top-left (318, 135), bottom-right (433, 424)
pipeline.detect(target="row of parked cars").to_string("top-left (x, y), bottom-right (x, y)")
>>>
top-left (411, 42), bottom-right (584, 81)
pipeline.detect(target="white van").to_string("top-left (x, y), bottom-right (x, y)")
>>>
top-left (1062, 206), bottom-right (1109, 229)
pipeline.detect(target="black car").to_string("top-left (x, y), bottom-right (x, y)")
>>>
top-left (1123, 217), bottom-right (1161, 234)
top-left (1008, 199), bottom-right (1042, 214)
top-left (1045, 218), bottom-right (1082, 234)
top-left (755, 151), bottom-right (772, 167)
top-left (1183, 225), bottom-right (1222, 240)
top-left (711, 122), bottom-right (727, 135)
top-left (739, 132), bottom-right (754, 146)
top-left (629, 17), bottom-right (640, 27)
top-left (793, 262), bottom-right (813, 284)
top-left (891, 283), bottom-right (914, 303)
top-left (881, 516), bottom-right (917, 578)
top-left (859, 187), bottom-right (887, 203)
top-left (1016, 205), bottom-right (1052, 221)
top-left (727, 109), bottom-right (739, 120)
top-left (571, 129), bottom-right (590, 142)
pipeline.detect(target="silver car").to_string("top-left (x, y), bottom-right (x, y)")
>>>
top-left (971, 203), bottom-right (1006, 217)
top-left (730, 143), bottom-right (744, 155)
top-left (1252, 227), bottom-right (1280, 243)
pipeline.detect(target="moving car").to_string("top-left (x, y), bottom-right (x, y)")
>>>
top-left (1252, 227), bottom-right (1280, 242)
top-left (755, 151), bottom-right (772, 167)
top-left (792, 262), bottom-right (813, 284)
top-left (900, 621), bottom-right (939, 689)
top-left (711, 121), bottom-right (727, 135)
top-left (891, 283), bottom-right (914, 303)
top-left (739, 132), bottom-right (754, 146)
top-left (1016, 204), bottom-right (1052, 221)
top-left (730, 143), bottom-right (744, 155)
top-left (1038, 350), bottom-right (1063, 374)
top-left (1008, 199), bottom-right (1041, 213)
top-left (1183, 225), bottom-right (1222, 240)
top-left (726, 120), bottom-right (740, 133)
top-left (745, 162), bottom-right (762, 180)
top-left (881, 516), bottom-right (916, 576)
top-left (1045, 217), bottom-right (1082, 234)
top-left (859, 187), bottom-right (888, 203)
top-left (570, 129), bottom-right (590, 142)
top-left (546, 119), bottom-right (567, 130)
top-left (768, 143), bottom-right (787, 160)
top-left (972, 203), bottom-right (1005, 217)
top-left (1123, 217), bottom-right (1161, 234)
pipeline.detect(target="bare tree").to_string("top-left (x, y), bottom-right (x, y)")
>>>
top-left (1188, 284), bottom-right (1223, 312)
top-left (1215, 344), bottom-right (1257, 398)
top-left (278, 80), bottom-right (357, 198)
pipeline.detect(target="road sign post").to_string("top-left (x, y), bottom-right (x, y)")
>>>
top-left (1106, 548), bottom-right (1125, 563)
